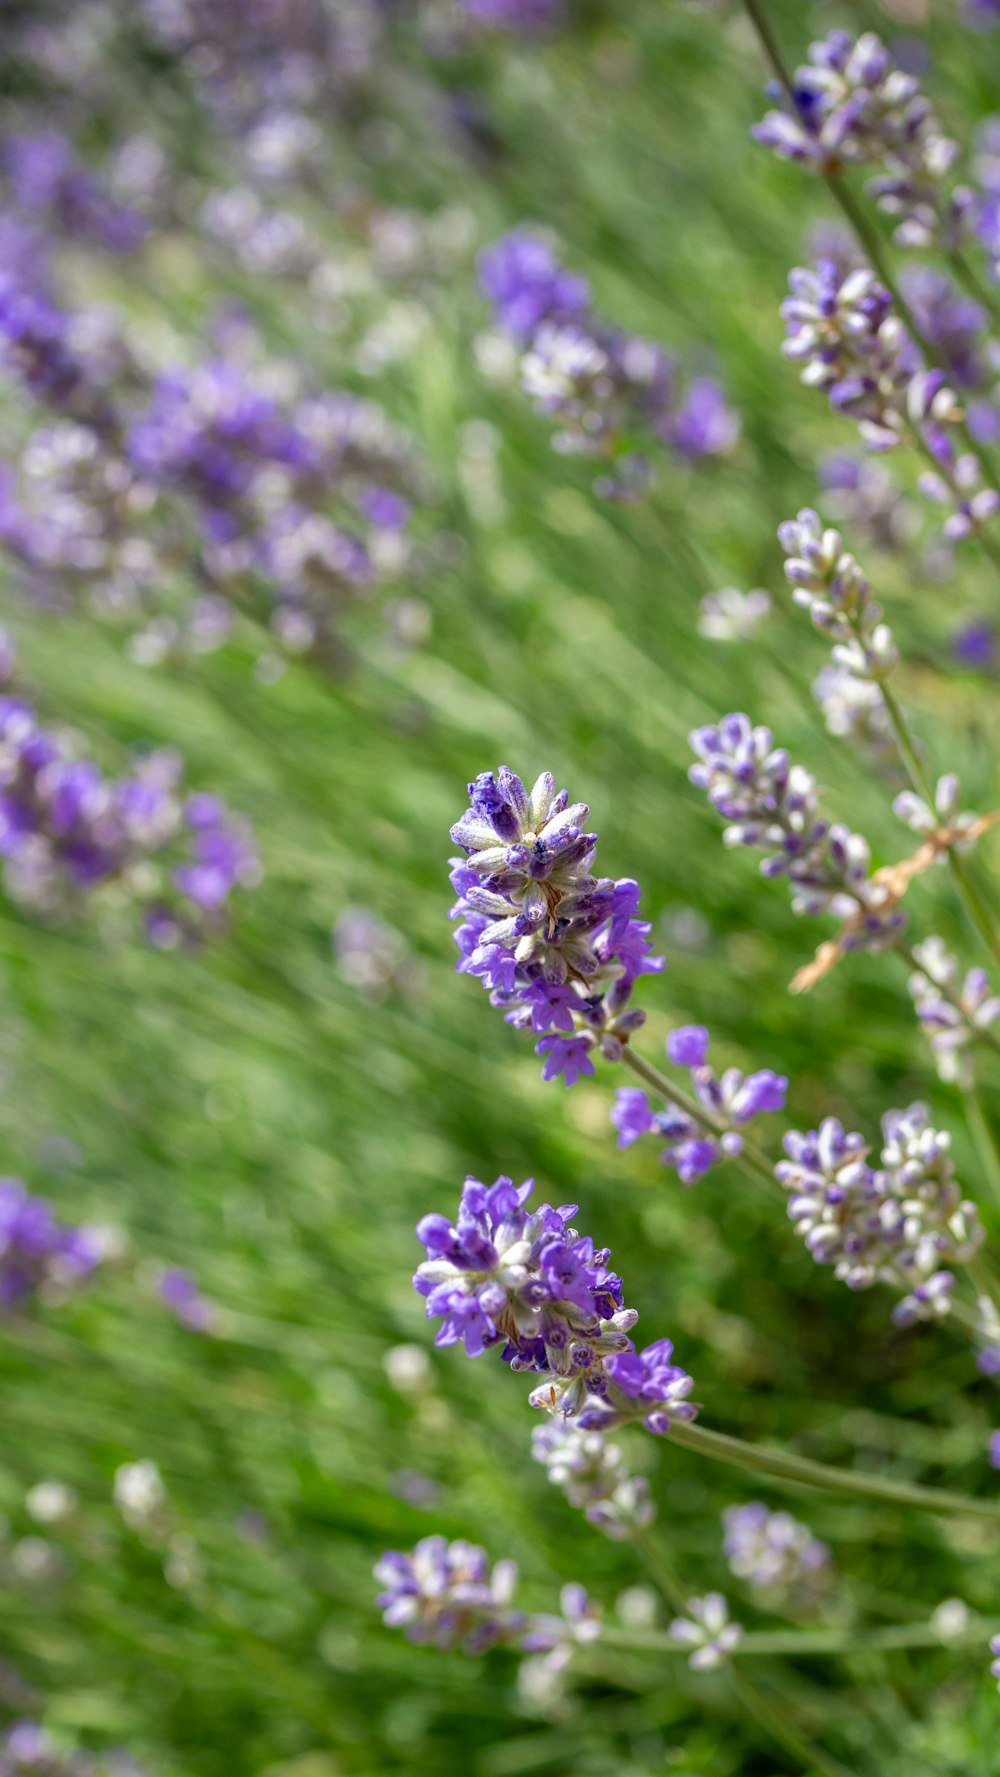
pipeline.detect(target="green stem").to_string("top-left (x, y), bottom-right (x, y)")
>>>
top-left (631, 1525), bottom-right (689, 1616)
top-left (728, 1664), bottom-right (859, 1777)
top-left (665, 1419), bottom-right (1000, 1520)
top-left (877, 679), bottom-right (1000, 970)
top-left (619, 1044), bottom-right (778, 1193)
top-left (603, 1614), bottom-right (1000, 1657)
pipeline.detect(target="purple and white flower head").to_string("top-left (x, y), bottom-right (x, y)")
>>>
top-left (689, 713), bottom-right (905, 947)
top-left (0, 1178), bottom-right (102, 1310)
top-left (918, 438), bottom-right (1000, 546)
top-left (781, 263), bottom-right (962, 458)
top-left (779, 509), bottom-right (896, 680)
top-left (0, 700), bottom-right (258, 941)
top-left (722, 1502), bottom-right (831, 1602)
top-left (611, 1026), bottom-right (786, 1186)
top-left (414, 1174), bottom-right (635, 1375)
top-left (374, 1536), bottom-right (523, 1653)
top-left (813, 664), bottom-right (894, 767)
top-left (907, 936), bottom-right (1000, 1087)
top-left (543, 1336), bottom-right (699, 1437)
top-left (450, 766), bottom-right (664, 1083)
top-left (753, 31), bottom-right (969, 248)
top-left (668, 1593), bottom-right (742, 1670)
top-left (521, 1582), bottom-right (602, 1670)
top-left (990, 1430), bottom-right (1000, 1471)
top-left (992, 1632), bottom-right (1000, 1691)
top-left (776, 1105), bottom-right (983, 1321)
top-left (893, 775), bottom-right (979, 852)
top-left (697, 588), bottom-right (771, 642)
top-left (819, 452), bottom-right (917, 552)
top-left (531, 1420), bottom-right (655, 1539)
top-left (4, 131), bottom-right (147, 253)
top-left (479, 230), bottom-right (737, 488)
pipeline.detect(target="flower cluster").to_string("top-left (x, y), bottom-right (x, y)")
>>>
top-left (478, 230), bottom-right (737, 492)
top-left (611, 1025), bottom-right (786, 1186)
top-left (991, 1431), bottom-right (1000, 1471)
top-left (776, 1104), bottom-right (984, 1323)
top-left (753, 31), bottom-right (971, 248)
top-left (374, 1536), bottom-right (523, 1654)
top-left (449, 766), bottom-right (663, 1084)
top-left (413, 1174), bottom-right (698, 1435)
top-left (0, 252), bottom-right (430, 666)
top-left (531, 1421), bottom-right (654, 1539)
top-left (893, 774), bottom-right (979, 850)
top-left (697, 588), bottom-right (771, 643)
top-left (975, 1295), bottom-right (1000, 1376)
top-left (0, 696), bottom-right (258, 941)
top-left (0, 1179), bottom-right (102, 1310)
top-left (812, 664), bottom-right (894, 767)
top-left (689, 712), bottom-right (905, 948)
top-left (992, 1633), bottom-right (1000, 1692)
top-left (0, 1721), bottom-right (147, 1777)
top-left (779, 508), bottom-right (896, 680)
top-left (3, 131), bottom-right (147, 254)
top-left (722, 1502), bottom-right (831, 1602)
top-left (781, 262), bottom-right (962, 456)
top-left (667, 1594), bottom-right (742, 1670)
top-left (907, 937), bottom-right (1000, 1086)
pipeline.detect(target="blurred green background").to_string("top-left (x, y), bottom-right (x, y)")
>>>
top-left (1, 2), bottom-right (999, 1773)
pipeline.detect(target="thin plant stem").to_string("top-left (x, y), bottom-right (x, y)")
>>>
top-left (664, 1418), bottom-right (1000, 1520)
top-left (631, 1524), bottom-right (689, 1615)
top-left (728, 1663), bottom-right (859, 1777)
top-left (603, 1614), bottom-right (1000, 1657)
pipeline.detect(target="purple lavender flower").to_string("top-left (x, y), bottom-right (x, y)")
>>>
top-left (908, 936), bottom-right (1000, 1087)
top-left (781, 262), bottom-right (962, 459)
top-left (478, 231), bottom-right (589, 340)
top-left (722, 1502), bottom-right (831, 1600)
top-left (0, 1178), bottom-right (102, 1309)
top-left (158, 1267), bottom-right (217, 1333)
top-left (776, 1106), bottom-right (983, 1321)
top-left (480, 230), bottom-right (737, 487)
top-left (953, 618), bottom-right (998, 671)
top-left (753, 31), bottom-right (969, 248)
top-left (668, 1593), bottom-right (742, 1670)
top-left (449, 767), bottom-right (663, 1083)
top-left (413, 1174), bottom-right (633, 1369)
top-left (779, 508), bottom-right (897, 679)
top-left (990, 1430), bottom-right (1000, 1471)
top-left (992, 1632), bottom-right (1000, 1691)
top-left (576, 1337), bottom-right (699, 1435)
top-left (126, 362), bottom-right (311, 509)
top-left (464, 0), bottom-right (562, 31)
top-left (0, 697), bottom-right (258, 939)
top-left (4, 132), bottom-right (147, 252)
top-left (374, 1536), bottom-right (523, 1653)
top-left (689, 712), bottom-right (905, 948)
top-left (611, 1027), bottom-right (785, 1187)
top-left (961, 0), bottom-right (1000, 26)
top-left (531, 1420), bottom-right (654, 1538)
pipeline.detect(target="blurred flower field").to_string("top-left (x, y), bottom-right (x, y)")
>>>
top-left (2, 2), bottom-right (1000, 1773)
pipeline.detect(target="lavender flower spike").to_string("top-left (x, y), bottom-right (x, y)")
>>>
top-left (414, 1175), bottom-right (635, 1369)
top-left (374, 1536), bottom-right (523, 1652)
top-left (0, 1179), bottom-right (103, 1309)
top-left (992, 1633), bottom-right (1000, 1691)
top-left (450, 767), bottom-right (663, 1083)
top-left (722, 1502), bottom-right (831, 1603)
top-left (415, 1173), bottom-right (698, 1437)
top-left (908, 936), bottom-right (1000, 1086)
top-left (668, 1594), bottom-right (742, 1670)
top-left (776, 1104), bottom-right (984, 1323)
top-left (689, 713), bottom-right (905, 948)
top-left (779, 509), bottom-right (896, 680)
top-left (531, 1420), bottom-right (655, 1539)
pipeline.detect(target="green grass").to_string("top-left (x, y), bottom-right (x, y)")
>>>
top-left (1, 3), bottom-right (1000, 1773)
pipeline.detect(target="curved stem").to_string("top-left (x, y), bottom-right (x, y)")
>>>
top-left (665, 1418), bottom-right (1000, 1520)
